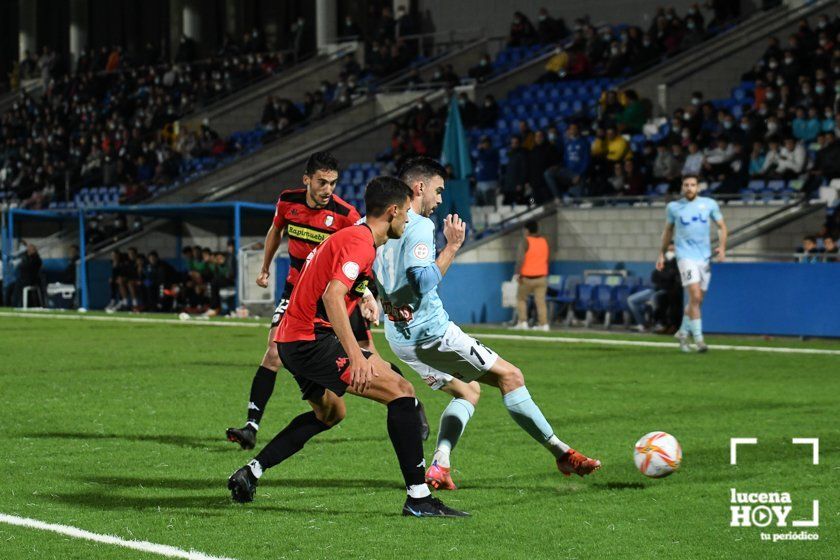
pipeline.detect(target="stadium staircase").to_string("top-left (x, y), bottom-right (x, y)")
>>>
top-left (624, 0), bottom-right (838, 113)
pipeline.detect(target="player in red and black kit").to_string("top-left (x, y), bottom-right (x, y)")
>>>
top-left (228, 177), bottom-right (467, 517)
top-left (226, 152), bottom-right (428, 449)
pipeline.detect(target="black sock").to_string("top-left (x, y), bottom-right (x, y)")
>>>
top-left (247, 365), bottom-right (277, 427)
top-left (386, 396), bottom-right (426, 489)
top-left (254, 411), bottom-right (330, 470)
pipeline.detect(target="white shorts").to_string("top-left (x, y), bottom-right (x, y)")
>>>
top-left (677, 259), bottom-right (711, 291)
top-left (389, 322), bottom-right (499, 390)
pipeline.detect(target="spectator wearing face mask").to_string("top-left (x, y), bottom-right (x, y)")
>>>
top-left (508, 11), bottom-right (537, 47)
top-left (468, 54), bottom-right (494, 83)
top-left (477, 94), bottom-right (499, 129)
top-left (792, 107), bottom-right (821, 142)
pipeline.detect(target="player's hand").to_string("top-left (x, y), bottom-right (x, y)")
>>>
top-left (716, 247), bottom-right (726, 262)
top-left (360, 294), bottom-right (380, 326)
top-left (256, 269), bottom-right (270, 288)
top-left (655, 254), bottom-right (665, 271)
top-left (443, 214), bottom-right (466, 249)
top-left (348, 353), bottom-right (376, 394)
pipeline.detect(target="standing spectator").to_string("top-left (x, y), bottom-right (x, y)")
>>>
top-left (474, 136), bottom-right (500, 206)
top-left (536, 8), bottom-right (567, 44)
top-left (339, 15), bottom-right (362, 40)
top-left (468, 54), bottom-right (494, 83)
top-left (544, 123), bottom-right (590, 197)
top-left (615, 89), bottom-right (646, 133)
top-left (508, 11), bottom-right (538, 47)
top-left (457, 93), bottom-right (479, 128)
top-left (527, 130), bottom-right (561, 202)
top-left (477, 94), bottom-right (500, 128)
top-left (512, 220), bottom-right (550, 331)
top-left (13, 242), bottom-right (43, 307)
top-left (502, 135), bottom-right (529, 205)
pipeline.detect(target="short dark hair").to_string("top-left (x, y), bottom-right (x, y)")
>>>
top-left (304, 151), bottom-right (339, 176)
top-left (525, 220), bottom-right (539, 234)
top-left (398, 156), bottom-right (446, 186)
top-left (365, 176), bottom-right (412, 217)
top-left (681, 174), bottom-right (700, 183)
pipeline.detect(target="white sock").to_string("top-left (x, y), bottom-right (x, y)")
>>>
top-left (432, 445), bottom-right (451, 468)
top-left (247, 459), bottom-right (263, 479)
top-left (543, 434), bottom-right (571, 459)
top-left (246, 421), bottom-right (259, 431)
top-left (407, 484), bottom-right (431, 499)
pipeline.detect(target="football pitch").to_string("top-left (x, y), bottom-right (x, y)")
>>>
top-left (0, 311), bottom-right (837, 560)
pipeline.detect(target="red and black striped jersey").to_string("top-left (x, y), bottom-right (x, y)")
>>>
top-left (272, 189), bottom-right (361, 288)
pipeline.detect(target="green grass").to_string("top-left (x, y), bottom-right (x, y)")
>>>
top-left (0, 313), bottom-right (837, 559)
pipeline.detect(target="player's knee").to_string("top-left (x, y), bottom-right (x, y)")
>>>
top-left (395, 375), bottom-right (415, 398)
top-left (499, 366), bottom-right (525, 392)
top-left (262, 345), bottom-right (282, 370)
top-left (463, 381), bottom-right (481, 406)
top-left (316, 406), bottom-right (345, 427)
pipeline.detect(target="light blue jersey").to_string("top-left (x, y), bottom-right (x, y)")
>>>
top-left (666, 196), bottom-right (723, 261)
top-left (374, 209), bottom-right (450, 346)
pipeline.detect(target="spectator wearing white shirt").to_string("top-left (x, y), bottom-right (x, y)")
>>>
top-left (682, 142), bottom-right (704, 176)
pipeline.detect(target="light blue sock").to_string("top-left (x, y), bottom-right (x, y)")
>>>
top-left (434, 398), bottom-right (475, 466)
top-left (502, 386), bottom-right (554, 444)
top-left (690, 318), bottom-right (703, 341)
top-left (679, 315), bottom-right (691, 335)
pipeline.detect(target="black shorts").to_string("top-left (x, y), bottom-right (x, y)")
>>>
top-left (278, 333), bottom-right (372, 401)
top-left (271, 285), bottom-right (370, 343)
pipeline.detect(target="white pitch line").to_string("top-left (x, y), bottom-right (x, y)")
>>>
top-left (1, 310), bottom-right (838, 356)
top-left (0, 310), bottom-right (261, 328)
top-left (0, 513), bottom-right (238, 560)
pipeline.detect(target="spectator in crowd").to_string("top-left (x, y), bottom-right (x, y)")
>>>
top-left (12, 242), bottom-right (43, 307)
top-left (823, 236), bottom-right (838, 261)
top-left (508, 11), bottom-right (538, 47)
top-left (536, 8), bottom-right (568, 44)
top-left (477, 94), bottom-right (500, 128)
top-left (527, 130), bottom-right (561, 202)
top-left (614, 89), bottom-right (646, 133)
top-left (682, 141), bottom-right (704, 176)
top-left (626, 242), bottom-right (677, 332)
top-left (474, 136), bottom-right (500, 206)
top-left (512, 220), bottom-right (550, 330)
top-left (544, 123), bottom-right (590, 197)
top-left (468, 54), bottom-right (494, 83)
top-left (502, 135), bottom-right (529, 204)
top-left (798, 235), bottom-right (820, 263)
top-left (653, 143), bottom-right (682, 189)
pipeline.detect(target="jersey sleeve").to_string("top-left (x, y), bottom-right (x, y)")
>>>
top-left (272, 200), bottom-right (286, 229)
top-left (330, 235), bottom-right (374, 290)
top-left (709, 199), bottom-right (723, 222)
top-left (403, 219), bottom-right (436, 268)
top-left (665, 202), bottom-right (677, 225)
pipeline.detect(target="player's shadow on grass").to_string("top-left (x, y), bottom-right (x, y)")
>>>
top-left (53, 490), bottom-right (394, 516)
top-left (591, 481), bottom-right (646, 491)
top-left (24, 431), bottom-right (226, 451)
top-left (25, 431), bottom-right (382, 452)
top-left (80, 474), bottom-right (404, 491)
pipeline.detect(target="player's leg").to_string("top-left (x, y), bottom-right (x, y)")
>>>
top-left (477, 354), bottom-right (601, 477)
top-left (226, 302), bottom-right (288, 449)
top-left (228, 389), bottom-right (344, 503)
top-left (344, 358), bottom-right (467, 517)
top-left (687, 263), bottom-right (711, 351)
top-left (352, 307), bottom-right (430, 440)
top-left (426, 379), bottom-right (480, 490)
top-left (390, 336), bottom-right (480, 489)
top-left (675, 260), bottom-right (703, 352)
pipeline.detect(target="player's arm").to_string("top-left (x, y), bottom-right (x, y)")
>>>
top-left (406, 214), bottom-right (466, 295)
top-left (512, 237), bottom-right (526, 282)
top-left (257, 224), bottom-right (284, 288)
top-left (322, 280), bottom-right (376, 393)
top-left (656, 222), bottom-right (674, 271)
top-left (715, 218), bottom-right (727, 262)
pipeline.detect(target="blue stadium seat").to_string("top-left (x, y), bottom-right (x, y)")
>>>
top-left (747, 179), bottom-right (766, 192)
top-left (767, 180), bottom-right (786, 192)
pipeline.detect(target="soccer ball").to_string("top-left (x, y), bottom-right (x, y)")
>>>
top-left (634, 431), bottom-right (682, 478)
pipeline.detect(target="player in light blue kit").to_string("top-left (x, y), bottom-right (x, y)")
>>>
top-left (374, 157), bottom-right (601, 490)
top-left (657, 174), bottom-right (728, 353)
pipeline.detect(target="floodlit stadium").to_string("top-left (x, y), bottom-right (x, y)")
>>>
top-left (0, 1), bottom-right (838, 559)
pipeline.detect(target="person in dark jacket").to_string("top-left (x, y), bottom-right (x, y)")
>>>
top-left (474, 136), bottom-right (500, 206)
top-left (14, 242), bottom-right (43, 307)
top-left (502, 135), bottom-right (529, 205)
top-left (527, 130), bottom-right (561, 202)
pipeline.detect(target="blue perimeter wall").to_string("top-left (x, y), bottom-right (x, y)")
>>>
top-left (52, 258), bottom-right (839, 338)
top-left (437, 261), bottom-right (840, 338)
